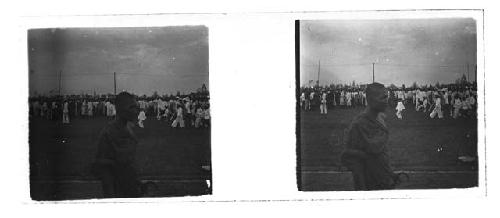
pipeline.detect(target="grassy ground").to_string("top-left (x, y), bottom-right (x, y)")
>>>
top-left (299, 103), bottom-right (478, 190)
top-left (29, 116), bottom-right (211, 200)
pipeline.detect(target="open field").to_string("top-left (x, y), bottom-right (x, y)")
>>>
top-left (29, 116), bottom-right (211, 200)
top-left (299, 104), bottom-right (479, 190)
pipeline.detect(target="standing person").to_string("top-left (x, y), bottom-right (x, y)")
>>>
top-left (300, 92), bottom-right (306, 111)
top-left (81, 100), bottom-right (87, 118)
top-left (171, 105), bottom-right (185, 128)
top-left (41, 102), bottom-right (48, 119)
top-left (33, 100), bottom-right (40, 117)
top-left (340, 83), bottom-right (398, 191)
top-left (195, 106), bottom-right (204, 128)
top-left (304, 91), bottom-right (311, 111)
top-left (430, 95), bottom-right (443, 119)
top-left (453, 96), bottom-right (462, 119)
top-left (156, 99), bottom-right (164, 121)
top-left (346, 92), bottom-right (352, 108)
top-left (51, 102), bottom-right (57, 120)
top-left (443, 91), bottom-right (449, 118)
top-left (137, 110), bottom-right (146, 128)
top-left (62, 100), bottom-right (70, 124)
top-left (422, 97), bottom-right (429, 113)
top-left (309, 91), bottom-right (314, 111)
top-left (395, 99), bottom-right (405, 119)
top-left (88, 101), bottom-right (94, 117)
top-left (203, 105), bottom-right (210, 128)
top-left (460, 96), bottom-right (470, 118)
top-left (75, 100), bottom-right (80, 118)
top-left (340, 91), bottom-right (345, 108)
top-left (93, 92), bottom-right (141, 198)
top-left (320, 92), bottom-right (327, 115)
top-left (467, 94), bottom-right (476, 116)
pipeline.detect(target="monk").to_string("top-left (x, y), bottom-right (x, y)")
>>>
top-left (94, 92), bottom-right (141, 198)
top-left (340, 83), bottom-right (398, 190)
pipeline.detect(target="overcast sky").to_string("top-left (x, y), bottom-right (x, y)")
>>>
top-left (28, 26), bottom-right (208, 96)
top-left (300, 18), bottom-right (477, 87)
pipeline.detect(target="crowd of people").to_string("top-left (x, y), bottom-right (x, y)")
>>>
top-left (300, 82), bottom-right (477, 119)
top-left (29, 91), bottom-right (211, 129)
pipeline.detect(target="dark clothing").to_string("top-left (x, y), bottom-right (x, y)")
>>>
top-left (340, 112), bottom-right (395, 190)
top-left (94, 120), bottom-right (140, 198)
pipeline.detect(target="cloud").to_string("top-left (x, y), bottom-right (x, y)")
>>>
top-left (29, 26), bottom-right (209, 95)
top-left (300, 19), bottom-right (477, 86)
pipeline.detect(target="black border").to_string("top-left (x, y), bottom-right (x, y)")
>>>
top-left (295, 20), bottom-right (302, 191)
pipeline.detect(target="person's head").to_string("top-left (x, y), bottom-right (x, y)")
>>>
top-left (115, 92), bottom-right (139, 122)
top-left (366, 82), bottom-right (388, 112)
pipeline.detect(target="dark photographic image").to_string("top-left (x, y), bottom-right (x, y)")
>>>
top-left (297, 18), bottom-right (479, 191)
top-left (28, 26), bottom-right (211, 200)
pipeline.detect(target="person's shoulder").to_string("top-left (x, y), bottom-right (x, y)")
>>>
top-left (100, 120), bottom-right (118, 134)
top-left (350, 112), bottom-right (369, 127)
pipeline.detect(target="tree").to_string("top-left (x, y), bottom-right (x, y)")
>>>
top-left (411, 81), bottom-right (418, 89)
top-left (461, 74), bottom-right (468, 84)
top-left (456, 74), bottom-right (468, 85)
top-left (201, 83), bottom-right (208, 93)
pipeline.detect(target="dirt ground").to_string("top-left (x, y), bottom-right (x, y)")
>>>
top-left (29, 116), bottom-right (211, 200)
top-left (299, 103), bottom-right (479, 190)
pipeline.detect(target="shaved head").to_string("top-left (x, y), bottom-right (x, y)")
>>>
top-left (115, 92), bottom-right (139, 122)
top-left (366, 83), bottom-right (388, 112)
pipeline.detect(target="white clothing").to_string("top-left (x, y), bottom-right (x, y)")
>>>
top-left (171, 107), bottom-right (185, 128)
top-left (395, 101), bottom-right (405, 119)
top-left (137, 111), bottom-right (146, 128)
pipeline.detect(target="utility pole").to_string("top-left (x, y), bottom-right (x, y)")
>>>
top-left (317, 60), bottom-right (321, 87)
top-left (114, 72), bottom-right (117, 96)
top-left (372, 62), bottom-right (375, 83)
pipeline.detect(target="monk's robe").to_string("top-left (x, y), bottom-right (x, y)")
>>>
top-left (94, 120), bottom-right (140, 198)
top-left (340, 112), bottom-right (395, 190)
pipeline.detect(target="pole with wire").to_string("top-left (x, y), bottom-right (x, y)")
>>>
top-left (317, 60), bottom-right (321, 87)
top-left (372, 62), bottom-right (375, 83)
top-left (114, 72), bottom-right (117, 96)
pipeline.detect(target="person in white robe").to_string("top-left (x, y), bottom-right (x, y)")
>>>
top-left (62, 101), bottom-right (70, 124)
top-left (137, 110), bottom-right (146, 128)
top-left (430, 96), bottom-right (443, 119)
top-left (87, 101), bottom-right (93, 117)
top-left (157, 100), bottom-right (165, 120)
top-left (320, 92), bottom-right (327, 114)
top-left (308, 92), bottom-right (314, 111)
top-left (395, 100), bottom-right (405, 119)
top-left (171, 106), bottom-right (185, 128)
top-left (195, 107), bottom-right (204, 128)
top-left (81, 100), bottom-right (87, 117)
top-left (346, 92), bottom-right (352, 107)
top-left (422, 97), bottom-right (429, 113)
top-left (300, 93), bottom-right (306, 110)
top-left (339, 91), bottom-right (345, 107)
